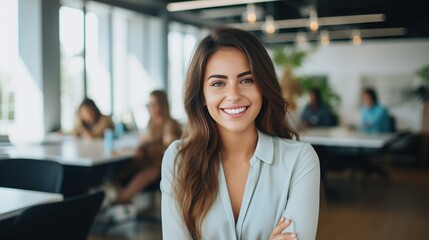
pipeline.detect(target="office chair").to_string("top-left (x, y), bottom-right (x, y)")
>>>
top-left (0, 134), bottom-right (10, 143)
top-left (388, 114), bottom-right (396, 133)
top-left (10, 191), bottom-right (105, 240)
top-left (97, 178), bottom-right (161, 236)
top-left (136, 177), bottom-right (161, 223)
top-left (0, 158), bottom-right (63, 193)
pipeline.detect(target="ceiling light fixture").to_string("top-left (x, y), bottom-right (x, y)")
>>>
top-left (246, 3), bottom-right (257, 23)
top-left (166, 0), bottom-right (280, 12)
top-left (320, 30), bottom-right (329, 46)
top-left (308, 7), bottom-right (319, 32)
top-left (262, 27), bottom-right (407, 43)
top-left (262, 15), bottom-right (276, 34)
top-left (231, 13), bottom-right (385, 31)
top-left (352, 30), bottom-right (362, 45)
top-left (295, 31), bottom-right (307, 46)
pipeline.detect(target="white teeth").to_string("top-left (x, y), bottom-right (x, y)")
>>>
top-left (223, 107), bottom-right (247, 114)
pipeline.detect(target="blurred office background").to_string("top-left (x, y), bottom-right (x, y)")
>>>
top-left (1, 0), bottom-right (429, 239)
top-left (1, 0), bottom-right (429, 142)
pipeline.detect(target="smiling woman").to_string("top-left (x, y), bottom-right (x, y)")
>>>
top-left (203, 48), bottom-right (262, 134)
top-left (160, 26), bottom-right (320, 240)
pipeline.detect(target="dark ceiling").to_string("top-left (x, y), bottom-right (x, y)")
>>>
top-left (96, 0), bottom-right (429, 44)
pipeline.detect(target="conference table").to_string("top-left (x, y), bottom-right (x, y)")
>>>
top-left (0, 132), bottom-right (141, 197)
top-left (0, 187), bottom-right (63, 221)
top-left (300, 126), bottom-right (398, 148)
top-left (299, 127), bottom-right (400, 196)
top-left (0, 131), bottom-right (140, 166)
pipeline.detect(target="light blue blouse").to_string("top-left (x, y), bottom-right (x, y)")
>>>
top-left (359, 104), bottom-right (391, 133)
top-left (160, 130), bottom-right (320, 240)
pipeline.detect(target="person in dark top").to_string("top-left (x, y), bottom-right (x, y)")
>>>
top-left (301, 88), bottom-right (336, 128)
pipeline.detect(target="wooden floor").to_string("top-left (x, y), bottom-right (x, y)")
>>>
top-left (318, 162), bottom-right (429, 240)
top-left (89, 162), bottom-right (429, 240)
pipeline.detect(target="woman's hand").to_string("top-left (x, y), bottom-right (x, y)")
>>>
top-left (269, 217), bottom-right (297, 240)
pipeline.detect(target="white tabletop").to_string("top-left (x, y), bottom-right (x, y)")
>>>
top-left (300, 127), bottom-right (398, 148)
top-left (0, 187), bottom-right (63, 221)
top-left (0, 132), bottom-right (140, 167)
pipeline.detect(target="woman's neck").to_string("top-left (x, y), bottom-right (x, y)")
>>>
top-left (152, 116), bottom-right (165, 125)
top-left (219, 127), bottom-right (258, 163)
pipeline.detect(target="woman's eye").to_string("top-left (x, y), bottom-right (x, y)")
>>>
top-left (211, 81), bottom-right (225, 87)
top-left (241, 78), bottom-right (254, 84)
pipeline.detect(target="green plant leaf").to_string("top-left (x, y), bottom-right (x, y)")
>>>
top-left (416, 65), bottom-right (429, 84)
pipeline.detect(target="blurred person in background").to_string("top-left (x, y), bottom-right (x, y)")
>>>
top-left (359, 87), bottom-right (392, 133)
top-left (300, 88), bottom-right (336, 128)
top-left (73, 98), bottom-right (114, 139)
top-left (110, 90), bottom-right (182, 204)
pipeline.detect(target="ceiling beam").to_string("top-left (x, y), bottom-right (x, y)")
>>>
top-left (262, 27), bottom-right (407, 43)
top-left (166, 0), bottom-right (280, 12)
top-left (231, 13), bottom-right (385, 31)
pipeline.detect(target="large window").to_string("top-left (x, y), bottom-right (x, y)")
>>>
top-left (59, 6), bottom-right (85, 132)
top-left (112, 8), bottom-right (164, 130)
top-left (60, 3), bottom-right (113, 132)
top-left (0, 75), bottom-right (15, 136)
top-left (168, 22), bottom-right (203, 123)
top-left (0, 0), bottom-right (17, 135)
top-left (60, 2), bottom-right (166, 131)
top-left (86, 2), bottom-right (111, 116)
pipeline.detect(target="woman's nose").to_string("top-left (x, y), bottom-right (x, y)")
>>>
top-left (226, 83), bottom-right (242, 102)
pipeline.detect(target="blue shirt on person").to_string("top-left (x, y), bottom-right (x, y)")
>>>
top-left (359, 103), bottom-right (391, 133)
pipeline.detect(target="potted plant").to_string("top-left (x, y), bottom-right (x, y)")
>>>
top-left (273, 47), bottom-right (308, 111)
top-left (412, 64), bottom-right (429, 164)
top-left (273, 47), bottom-right (340, 116)
top-left (413, 65), bottom-right (429, 102)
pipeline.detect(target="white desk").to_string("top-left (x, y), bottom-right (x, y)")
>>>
top-left (0, 132), bottom-right (140, 167)
top-left (300, 127), bottom-right (397, 149)
top-left (0, 187), bottom-right (63, 221)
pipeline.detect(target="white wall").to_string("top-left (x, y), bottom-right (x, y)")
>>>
top-left (294, 39), bottom-right (429, 132)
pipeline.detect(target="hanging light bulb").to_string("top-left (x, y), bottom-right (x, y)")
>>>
top-left (308, 8), bottom-right (319, 32)
top-left (320, 30), bottom-right (329, 46)
top-left (246, 3), bottom-right (257, 24)
top-left (352, 30), bottom-right (362, 45)
top-left (262, 15), bottom-right (276, 34)
top-left (295, 31), bottom-right (307, 46)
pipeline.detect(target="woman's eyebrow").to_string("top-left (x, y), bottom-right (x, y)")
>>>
top-left (207, 74), bottom-right (227, 80)
top-left (207, 71), bottom-right (252, 81)
top-left (237, 71), bottom-right (251, 78)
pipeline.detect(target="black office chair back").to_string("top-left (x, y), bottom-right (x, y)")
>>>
top-left (11, 191), bottom-right (105, 240)
top-left (389, 115), bottom-right (396, 132)
top-left (0, 158), bottom-right (63, 193)
top-left (0, 134), bottom-right (10, 143)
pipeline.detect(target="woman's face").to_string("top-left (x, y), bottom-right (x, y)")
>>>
top-left (147, 95), bottom-right (161, 118)
top-left (310, 92), bottom-right (318, 106)
top-left (203, 47), bottom-right (262, 134)
top-left (80, 105), bottom-right (96, 124)
top-left (362, 92), bottom-right (374, 107)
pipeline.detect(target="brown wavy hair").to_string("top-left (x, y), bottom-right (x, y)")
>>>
top-left (147, 90), bottom-right (172, 132)
top-left (78, 98), bottom-right (102, 129)
top-left (174, 26), bottom-right (298, 239)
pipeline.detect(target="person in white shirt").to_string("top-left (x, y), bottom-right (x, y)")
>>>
top-left (161, 26), bottom-right (320, 240)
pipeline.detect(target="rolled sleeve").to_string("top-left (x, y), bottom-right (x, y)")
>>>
top-left (284, 144), bottom-right (320, 240)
